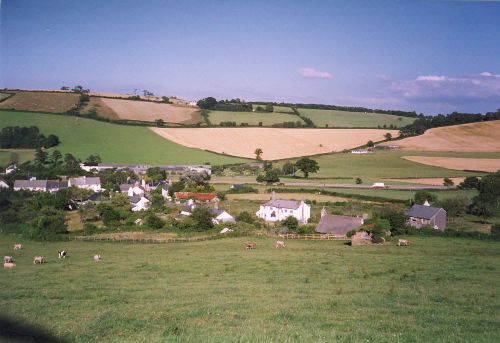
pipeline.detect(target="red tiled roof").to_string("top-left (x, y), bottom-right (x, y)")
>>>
top-left (174, 192), bottom-right (217, 201)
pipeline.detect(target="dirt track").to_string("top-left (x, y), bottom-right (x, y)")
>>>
top-left (402, 156), bottom-right (500, 172)
top-left (390, 120), bottom-right (500, 152)
top-left (150, 127), bottom-right (399, 160)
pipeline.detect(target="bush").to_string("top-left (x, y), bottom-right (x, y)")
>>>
top-left (236, 211), bottom-right (254, 224)
top-left (297, 224), bottom-right (315, 234)
top-left (83, 223), bottom-right (99, 235)
top-left (282, 216), bottom-right (299, 231)
top-left (146, 214), bottom-right (165, 229)
top-left (492, 223), bottom-right (500, 239)
top-left (346, 229), bottom-right (356, 238)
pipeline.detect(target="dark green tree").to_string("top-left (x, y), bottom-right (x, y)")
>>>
top-left (51, 150), bottom-right (62, 165)
top-left (295, 157), bottom-right (319, 178)
top-left (282, 216), bottom-right (299, 232)
top-left (470, 171), bottom-right (500, 217)
top-left (35, 148), bottom-right (48, 164)
top-left (190, 207), bottom-right (214, 231)
top-left (414, 190), bottom-right (437, 205)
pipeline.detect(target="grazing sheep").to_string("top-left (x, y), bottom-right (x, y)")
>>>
top-left (58, 251), bottom-right (67, 259)
top-left (94, 254), bottom-right (102, 262)
top-left (245, 242), bottom-right (257, 250)
top-left (3, 262), bottom-right (16, 269)
top-left (397, 239), bottom-right (410, 246)
top-left (33, 256), bottom-right (44, 264)
top-left (4, 256), bottom-right (14, 263)
top-left (13, 244), bottom-right (23, 250)
top-left (275, 240), bottom-right (286, 249)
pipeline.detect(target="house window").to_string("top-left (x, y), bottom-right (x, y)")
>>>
top-left (271, 211), bottom-right (276, 218)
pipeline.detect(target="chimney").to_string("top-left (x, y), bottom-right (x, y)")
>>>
top-left (320, 207), bottom-right (327, 218)
top-left (141, 179), bottom-right (146, 187)
top-left (423, 200), bottom-right (430, 206)
top-left (214, 201), bottom-right (219, 210)
top-left (271, 191), bottom-right (275, 201)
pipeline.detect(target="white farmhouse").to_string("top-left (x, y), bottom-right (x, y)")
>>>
top-left (0, 178), bottom-right (9, 189)
top-left (68, 176), bottom-right (101, 192)
top-left (256, 192), bottom-right (310, 224)
top-left (129, 195), bottom-right (150, 212)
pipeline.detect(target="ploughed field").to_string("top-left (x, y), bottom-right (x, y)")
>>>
top-left (0, 110), bottom-right (247, 165)
top-left (0, 91), bottom-right (80, 113)
top-left (150, 127), bottom-right (400, 160)
top-left (0, 236), bottom-right (498, 342)
top-left (93, 98), bottom-right (202, 124)
top-left (402, 156), bottom-right (500, 173)
top-left (386, 120), bottom-right (500, 152)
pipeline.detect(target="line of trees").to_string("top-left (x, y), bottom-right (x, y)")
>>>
top-left (0, 126), bottom-right (60, 149)
top-left (197, 97), bottom-right (252, 112)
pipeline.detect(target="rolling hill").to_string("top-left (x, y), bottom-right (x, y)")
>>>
top-left (0, 110), bottom-right (248, 165)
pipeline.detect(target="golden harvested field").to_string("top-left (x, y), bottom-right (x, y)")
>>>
top-left (390, 120), bottom-right (500, 152)
top-left (226, 193), bottom-right (364, 203)
top-left (384, 177), bottom-right (466, 186)
top-left (100, 98), bottom-right (202, 124)
top-left (150, 127), bottom-right (399, 160)
top-left (402, 156), bottom-right (500, 172)
top-left (81, 97), bottom-right (120, 119)
top-left (0, 91), bottom-right (80, 113)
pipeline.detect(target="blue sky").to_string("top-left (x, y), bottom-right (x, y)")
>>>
top-left (1, 0), bottom-right (499, 114)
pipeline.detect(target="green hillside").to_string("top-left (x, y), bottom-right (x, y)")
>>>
top-left (298, 108), bottom-right (416, 128)
top-left (0, 111), bottom-right (249, 165)
top-left (208, 110), bottom-right (304, 126)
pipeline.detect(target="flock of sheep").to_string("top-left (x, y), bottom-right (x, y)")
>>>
top-left (3, 244), bottom-right (102, 269)
top-left (245, 240), bottom-right (286, 250)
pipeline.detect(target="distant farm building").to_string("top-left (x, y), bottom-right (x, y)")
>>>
top-left (407, 202), bottom-right (447, 230)
top-left (174, 192), bottom-right (218, 203)
top-left (351, 149), bottom-right (371, 154)
top-left (14, 179), bottom-right (67, 193)
top-left (68, 177), bottom-right (101, 192)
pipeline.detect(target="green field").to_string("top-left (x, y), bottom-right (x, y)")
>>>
top-left (1, 235), bottom-right (498, 342)
top-left (0, 92), bottom-right (12, 101)
top-left (0, 110), bottom-right (248, 165)
top-left (0, 149), bottom-right (35, 166)
top-left (284, 150), bottom-right (499, 180)
top-left (251, 104), bottom-right (295, 114)
top-left (297, 108), bottom-right (416, 128)
top-left (209, 110), bottom-right (304, 126)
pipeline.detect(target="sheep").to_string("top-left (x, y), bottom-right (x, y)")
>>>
top-left (94, 254), bottom-right (102, 262)
top-left (33, 256), bottom-right (44, 264)
top-left (275, 240), bottom-right (286, 249)
top-left (245, 242), bottom-right (257, 250)
top-left (3, 262), bottom-right (16, 269)
top-left (58, 251), bottom-right (67, 259)
top-left (13, 244), bottom-right (23, 250)
top-left (4, 256), bottom-right (14, 263)
top-left (397, 239), bottom-right (410, 246)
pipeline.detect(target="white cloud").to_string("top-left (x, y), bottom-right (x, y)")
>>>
top-left (416, 75), bottom-right (446, 82)
top-left (298, 67), bottom-right (332, 79)
top-left (480, 71), bottom-right (500, 78)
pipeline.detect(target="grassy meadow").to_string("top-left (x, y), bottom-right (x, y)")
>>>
top-left (0, 149), bottom-right (35, 166)
top-left (282, 150), bottom-right (499, 180)
top-left (0, 110), bottom-right (248, 165)
top-left (297, 108), bottom-right (416, 128)
top-left (0, 235), bottom-right (498, 342)
top-left (208, 110), bottom-right (304, 126)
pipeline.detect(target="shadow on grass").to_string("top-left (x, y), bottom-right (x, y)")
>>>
top-left (0, 315), bottom-right (67, 343)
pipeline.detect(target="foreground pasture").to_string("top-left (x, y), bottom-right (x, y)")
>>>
top-left (0, 236), bottom-right (498, 342)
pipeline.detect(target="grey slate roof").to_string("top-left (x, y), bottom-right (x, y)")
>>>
top-left (119, 184), bottom-right (132, 192)
top-left (14, 180), bottom-right (48, 189)
top-left (263, 199), bottom-right (301, 210)
top-left (315, 215), bottom-right (363, 235)
top-left (128, 195), bottom-right (142, 204)
top-left (407, 204), bottom-right (444, 220)
top-left (69, 177), bottom-right (101, 186)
